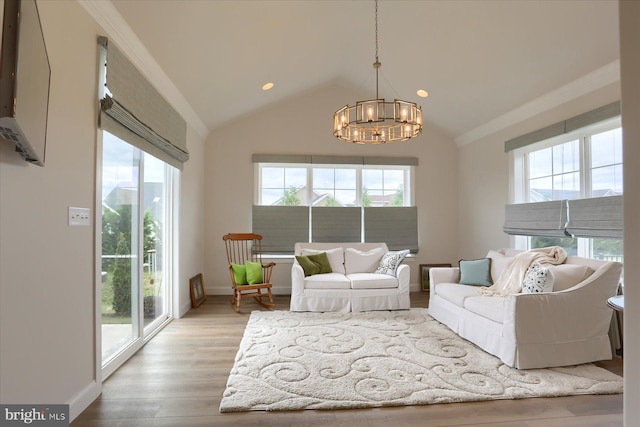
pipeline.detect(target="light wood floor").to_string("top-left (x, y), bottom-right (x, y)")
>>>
top-left (73, 292), bottom-right (623, 427)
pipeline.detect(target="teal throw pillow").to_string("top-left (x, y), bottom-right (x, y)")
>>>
top-left (231, 263), bottom-right (248, 285)
top-left (245, 261), bottom-right (264, 284)
top-left (459, 258), bottom-right (492, 286)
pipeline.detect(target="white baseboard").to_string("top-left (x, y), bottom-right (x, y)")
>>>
top-left (68, 380), bottom-right (101, 422)
top-left (178, 300), bottom-right (192, 318)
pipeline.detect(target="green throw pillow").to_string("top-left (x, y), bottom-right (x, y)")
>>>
top-left (245, 261), bottom-right (264, 284)
top-left (295, 252), bottom-right (333, 277)
top-left (231, 262), bottom-right (248, 285)
top-left (296, 255), bottom-right (321, 276)
top-left (459, 258), bottom-right (492, 286)
top-left (307, 252), bottom-right (332, 274)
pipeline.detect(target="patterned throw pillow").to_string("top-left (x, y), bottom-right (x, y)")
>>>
top-left (522, 262), bottom-right (552, 293)
top-left (375, 250), bottom-right (410, 277)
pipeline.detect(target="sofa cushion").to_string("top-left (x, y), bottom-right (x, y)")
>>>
top-left (521, 262), bottom-right (552, 293)
top-left (459, 258), bottom-right (492, 286)
top-left (434, 283), bottom-right (480, 307)
top-left (375, 250), bottom-right (409, 276)
top-left (302, 247), bottom-right (345, 275)
top-left (304, 273), bottom-right (351, 289)
top-left (463, 296), bottom-right (505, 323)
top-left (486, 250), bottom-right (514, 283)
top-left (348, 273), bottom-right (398, 289)
top-left (547, 264), bottom-right (594, 291)
top-left (345, 247), bottom-right (385, 274)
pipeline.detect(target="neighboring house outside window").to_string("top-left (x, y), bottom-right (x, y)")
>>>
top-left (512, 117), bottom-right (623, 262)
top-left (257, 164), bottom-right (412, 208)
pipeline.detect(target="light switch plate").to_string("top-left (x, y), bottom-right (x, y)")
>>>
top-left (68, 207), bottom-right (90, 226)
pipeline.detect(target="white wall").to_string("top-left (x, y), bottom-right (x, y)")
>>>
top-left (457, 82), bottom-right (620, 259)
top-left (178, 126), bottom-right (206, 317)
top-left (204, 82), bottom-right (459, 295)
top-left (0, 0), bottom-right (101, 413)
top-left (0, 1), bottom-right (205, 420)
top-left (619, 1), bottom-right (640, 424)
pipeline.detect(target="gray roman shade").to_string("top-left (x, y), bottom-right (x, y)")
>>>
top-left (252, 206), bottom-right (309, 253)
top-left (252, 154), bottom-right (418, 166)
top-left (504, 102), bottom-right (620, 152)
top-left (566, 196), bottom-right (623, 238)
top-left (312, 207), bottom-right (361, 242)
top-left (364, 207), bottom-right (418, 252)
top-left (98, 37), bottom-right (188, 169)
top-left (503, 200), bottom-right (569, 237)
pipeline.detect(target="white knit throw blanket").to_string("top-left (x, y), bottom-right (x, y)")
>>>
top-left (478, 246), bottom-right (567, 297)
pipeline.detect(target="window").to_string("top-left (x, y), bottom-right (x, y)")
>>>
top-left (513, 118), bottom-right (622, 261)
top-left (98, 37), bottom-right (186, 379)
top-left (260, 166), bottom-right (307, 205)
top-left (253, 156), bottom-right (417, 252)
top-left (257, 163), bottom-right (412, 207)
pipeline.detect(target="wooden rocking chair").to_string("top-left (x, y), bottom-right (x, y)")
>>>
top-left (223, 233), bottom-right (275, 312)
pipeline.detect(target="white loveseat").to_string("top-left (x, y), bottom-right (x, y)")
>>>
top-left (428, 249), bottom-right (622, 369)
top-left (290, 242), bottom-right (410, 312)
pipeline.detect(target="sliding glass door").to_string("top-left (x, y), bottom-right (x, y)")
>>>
top-left (142, 152), bottom-right (171, 331)
top-left (101, 131), bottom-right (173, 374)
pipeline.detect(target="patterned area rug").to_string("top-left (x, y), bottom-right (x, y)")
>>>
top-left (219, 309), bottom-right (622, 412)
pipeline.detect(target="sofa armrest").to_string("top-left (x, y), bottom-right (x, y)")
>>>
top-left (291, 263), bottom-right (305, 296)
top-left (396, 264), bottom-right (410, 294)
top-left (429, 267), bottom-right (460, 286)
top-left (504, 262), bottom-right (622, 344)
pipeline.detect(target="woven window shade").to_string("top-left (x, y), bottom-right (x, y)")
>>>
top-left (503, 200), bottom-right (569, 237)
top-left (312, 207), bottom-right (362, 242)
top-left (98, 37), bottom-right (188, 169)
top-left (364, 207), bottom-right (418, 252)
top-left (252, 206), bottom-right (310, 253)
top-left (566, 196), bottom-right (623, 238)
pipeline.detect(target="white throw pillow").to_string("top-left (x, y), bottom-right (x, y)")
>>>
top-left (522, 262), bottom-right (552, 293)
top-left (344, 247), bottom-right (385, 274)
top-left (546, 264), bottom-right (594, 291)
top-left (486, 250), bottom-right (514, 283)
top-left (375, 250), bottom-right (410, 277)
top-left (301, 247), bottom-right (345, 275)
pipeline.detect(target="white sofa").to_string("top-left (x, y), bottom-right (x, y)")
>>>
top-left (290, 242), bottom-right (410, 312)
top-left (428, 249), bottom-right (622, 369)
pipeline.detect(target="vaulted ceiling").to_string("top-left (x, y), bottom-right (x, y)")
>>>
top-left (104, 0), bottom-right (619, 144)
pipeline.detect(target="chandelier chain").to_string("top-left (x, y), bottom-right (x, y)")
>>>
top-left (375, 0), bottom-right (379, 60)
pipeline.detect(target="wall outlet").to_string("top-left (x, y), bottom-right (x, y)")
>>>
top-left (68, 207), bottom-right (90, 226)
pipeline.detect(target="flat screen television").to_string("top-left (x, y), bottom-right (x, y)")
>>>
top-left (0, 0), bottom-right (51, 166)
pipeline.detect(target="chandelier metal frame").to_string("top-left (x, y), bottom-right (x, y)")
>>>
top-left (333, 0), bottom-right (423, 144)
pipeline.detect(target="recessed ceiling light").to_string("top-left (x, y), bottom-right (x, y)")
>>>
top-left (417, 89), bottom-right (428, 98)
top-left (262, 82), bottom-right (274, 91)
